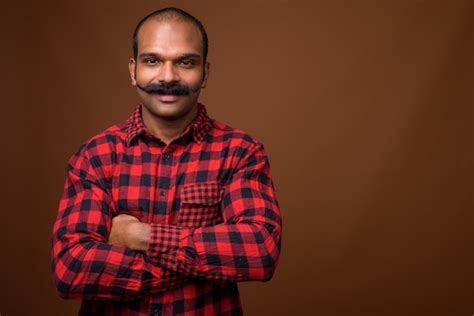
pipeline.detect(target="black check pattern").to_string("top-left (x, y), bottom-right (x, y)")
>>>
top-left (51, 103), bottom-right (282, 315)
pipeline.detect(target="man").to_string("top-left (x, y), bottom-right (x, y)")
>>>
top-left (51, 7), bottom-right (282, 316)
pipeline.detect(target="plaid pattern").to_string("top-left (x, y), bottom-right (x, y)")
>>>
top-left (51, 103), bottom-right (282, 315)
top-left (178, 181), bottom-right (224, 227)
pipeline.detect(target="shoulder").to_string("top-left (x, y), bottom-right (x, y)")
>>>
top-left (209, 119), bottom-right (263, 147)
top-left (67, 120), bottom-right (128, 171)
top-left (207, 118), bottom-right (267, 160)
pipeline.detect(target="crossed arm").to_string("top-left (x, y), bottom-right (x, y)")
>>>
top-left (51, 142), bottom-right (282, 301)
top-left (107, 214), bottom-right (151, 252)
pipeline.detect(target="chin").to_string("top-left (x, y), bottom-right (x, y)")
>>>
top-left (144, 102), bottom-right (194, 121)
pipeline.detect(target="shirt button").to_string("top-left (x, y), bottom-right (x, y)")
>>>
top-left (163, 154), bottom-right (171, 160)
top-left (160, 190), bottom-right (166, 196)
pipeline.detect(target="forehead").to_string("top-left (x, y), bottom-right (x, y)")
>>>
top-left (137, 18), bottom-right (203, 56)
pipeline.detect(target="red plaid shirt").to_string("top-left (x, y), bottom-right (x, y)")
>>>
top-left (51, 103), bottom-right (282, 316)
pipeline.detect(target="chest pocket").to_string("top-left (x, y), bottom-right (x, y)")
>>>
top-left (177, 181), bottom-right (224, 228)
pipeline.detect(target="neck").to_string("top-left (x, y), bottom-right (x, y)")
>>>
top-left (141, 105), bottom-right (199, 145)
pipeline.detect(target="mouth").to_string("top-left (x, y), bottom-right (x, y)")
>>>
top-left (155, 94), bottom-right (181, 103)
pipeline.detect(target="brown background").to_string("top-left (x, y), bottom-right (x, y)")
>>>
top-left (1, 0), bottom-right (472, 315)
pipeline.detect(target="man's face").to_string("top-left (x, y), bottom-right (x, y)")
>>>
top-left (129, 18), bottom-right (209, 121)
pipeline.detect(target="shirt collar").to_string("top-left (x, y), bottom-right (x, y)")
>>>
top-left (125, 103), bottom-right (213, 146)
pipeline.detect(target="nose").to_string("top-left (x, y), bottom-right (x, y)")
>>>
top-left (158, 61), bottom-right (180, 84)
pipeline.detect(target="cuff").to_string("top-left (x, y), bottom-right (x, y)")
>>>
top-left (146, 223), bottom-right (196, 271)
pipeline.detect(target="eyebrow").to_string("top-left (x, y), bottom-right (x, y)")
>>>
top-left (138, 52), bottom-right (201, 60)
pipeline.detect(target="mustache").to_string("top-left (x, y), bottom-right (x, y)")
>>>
top-left (136, 83), bottom-right (195, 95)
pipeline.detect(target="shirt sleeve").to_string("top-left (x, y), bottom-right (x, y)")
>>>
top-left (146, 142), bottom-right (282, 282)
top-left (51, 145), bottom-right (191, 301)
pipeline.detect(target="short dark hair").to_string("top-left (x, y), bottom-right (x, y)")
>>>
top-left (132, 7), bottom-right (209, 64)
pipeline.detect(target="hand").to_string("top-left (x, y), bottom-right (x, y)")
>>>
top-left (108, 214), bottom-right (139, 248)
top-left (108, 213), bottom-right (150, 252)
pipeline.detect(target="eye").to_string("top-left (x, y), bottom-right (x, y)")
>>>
top-left (179, 59), bottom-right (194, 67)
top-left (143, 58), bottom-right (158, 65)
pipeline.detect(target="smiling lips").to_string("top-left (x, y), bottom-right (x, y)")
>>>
top-left (156, 94), bottom-right (180, 103)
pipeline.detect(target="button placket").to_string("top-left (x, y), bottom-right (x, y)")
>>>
top-left (154, 149), bottom-right (174, 218)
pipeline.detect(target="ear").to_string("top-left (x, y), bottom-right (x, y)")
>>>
top-left (201, 62), bottom-right (211, 88)
top-left (128, 58), bottom-right (137, 86)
